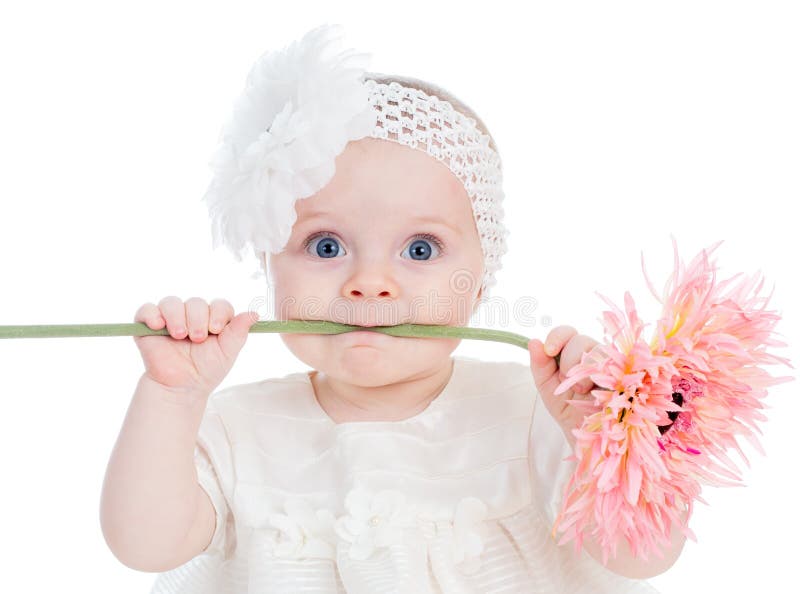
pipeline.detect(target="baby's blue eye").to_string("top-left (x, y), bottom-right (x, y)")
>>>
top-left (403, 237), bottom-right (442, 261)
top-left (306, 235), bottom-right (343, 258)
top-left (303, 232), bottom-right (444, 260)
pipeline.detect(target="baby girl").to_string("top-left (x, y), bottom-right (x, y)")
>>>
top-left (99, 24), bottom-right (683, 593)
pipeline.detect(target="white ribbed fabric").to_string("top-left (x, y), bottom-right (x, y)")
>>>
top-left (361, 77), bottom-right (509, 299)
top-left (150, 356), bottom-right (662, 594)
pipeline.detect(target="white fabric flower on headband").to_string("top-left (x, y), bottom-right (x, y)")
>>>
top-left (201, 24), bottom-right (377, 278)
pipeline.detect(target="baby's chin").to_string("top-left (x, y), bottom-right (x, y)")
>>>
top-left (331, 343), bottom-right (458, 385)
top-left (332, 352), bottom-right (402, 386)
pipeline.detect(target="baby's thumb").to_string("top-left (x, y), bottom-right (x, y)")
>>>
top-left (217, 310), bottom-right (260, 360)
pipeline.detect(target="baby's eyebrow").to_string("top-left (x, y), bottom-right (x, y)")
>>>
top-left (295, 211), bottom-right (462, 236)
top-left (295, 210), bottom-right (335, 225)
top-left (410, 215), bottom-right (463, 236)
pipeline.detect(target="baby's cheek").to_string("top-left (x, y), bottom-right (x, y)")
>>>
top-left (270, 289), bottom-right (330, 323)
top-left (279, 333), bottom-right (329, 368)
top-left (420, 290), bottom-right (477, 327)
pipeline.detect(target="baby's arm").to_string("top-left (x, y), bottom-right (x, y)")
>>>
top-left (100, 297), bottom-right (254, 571)
top-left (99, 375), bottom-right (216, 572)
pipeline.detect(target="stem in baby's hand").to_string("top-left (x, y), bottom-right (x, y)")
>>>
top-left (0, 320), bottom-right (562, 364)
top-left (0, 320), bottom-right (536, 350)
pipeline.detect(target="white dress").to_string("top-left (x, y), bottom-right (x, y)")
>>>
top-left (150, 355), bottom-right (661, 594)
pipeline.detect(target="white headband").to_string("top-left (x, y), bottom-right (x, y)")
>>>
top-left (202, 23), bottom-right (509, 299)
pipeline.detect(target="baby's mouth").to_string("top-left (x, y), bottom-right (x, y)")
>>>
top-left (342, 319), bottom-right (409, 329)
top-left (336, 327), bottom-right (393, 346)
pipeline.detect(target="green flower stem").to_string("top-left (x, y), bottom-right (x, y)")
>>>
top-left (0, 320), bottom-right (558, 363)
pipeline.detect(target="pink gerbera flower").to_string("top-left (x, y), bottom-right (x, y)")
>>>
top-left (550, 236), bottom-right (794, 565)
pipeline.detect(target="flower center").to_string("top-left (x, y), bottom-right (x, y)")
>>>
top-left (658, 391), bottom-right (685, 435)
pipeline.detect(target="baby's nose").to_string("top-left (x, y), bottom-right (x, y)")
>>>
top-left (341, 268), bottom-right (400, 300)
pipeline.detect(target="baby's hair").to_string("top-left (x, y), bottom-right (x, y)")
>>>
top-left (363, 71), bottom-right (500, 155)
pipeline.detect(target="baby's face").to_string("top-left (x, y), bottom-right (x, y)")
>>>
top-left (268, 136), bottom-right (484, 384)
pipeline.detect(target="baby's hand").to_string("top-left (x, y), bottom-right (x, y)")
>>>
top-left (133, 296), bottom-right (259, 396)
top-left (528, 326), bottom-right (600, 446)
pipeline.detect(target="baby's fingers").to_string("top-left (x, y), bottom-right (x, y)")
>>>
top-left (134, 302), bottom-right (166, 331)
top-left (216, 310), bottom-right (260, 361)
top-left (185, 297), bottom-right (210, 343)
top-left (528, 338), bottom-right (561, 397)
top-left (158, 295), bottom-right (189, 339)
top-left (543, 325), bottom-right (578, 357)
top-left (209, 299), bottom-right (235, 334)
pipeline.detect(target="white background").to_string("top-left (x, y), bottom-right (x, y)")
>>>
top-left (1, 1), bottom-right (797, 592)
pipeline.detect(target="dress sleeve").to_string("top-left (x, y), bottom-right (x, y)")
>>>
top-left (527, 385), bottom-right (578, 528)
top-left (193, 395), bottom-right (234, 557)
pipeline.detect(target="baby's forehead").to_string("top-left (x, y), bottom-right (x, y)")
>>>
top-left (294, 198), bottom-right (465, 233)
top-left (291, 137), bottom-right (476, 231)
